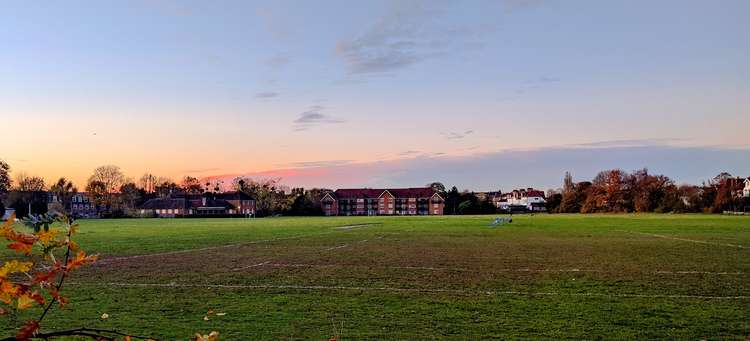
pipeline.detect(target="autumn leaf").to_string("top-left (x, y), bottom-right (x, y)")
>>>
top-left (66, 251), bottom-right (98, 272)
top-left (16, 320), bottom-right (40, 341)
top-left (8, 241), bottom-right (34, 255)
top-left (194, 331), bottom-right (220, 341)
top-left (17, 291), bottom-right (44, 310)
top-left (0, 260), bottom-right (33, 278)
top-left (35, 228), bottom-right (60, 246)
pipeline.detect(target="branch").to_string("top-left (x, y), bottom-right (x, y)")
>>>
top-left (1, 327), bottom-right (160, 341)
top-left (36, 224), bottom-right (73, 324)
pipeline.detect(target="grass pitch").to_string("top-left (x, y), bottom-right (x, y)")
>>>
top-left (2, 214), bottom-right (749, 339)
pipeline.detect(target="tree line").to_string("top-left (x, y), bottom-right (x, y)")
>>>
top-left (545, 169), bottom-right (749, 213)
top-left (1, 159), bottom-right (748, 218)
top-left (0, 161), bottom-right (332, 218)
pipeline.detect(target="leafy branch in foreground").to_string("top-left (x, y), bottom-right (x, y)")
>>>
top-left (0, 213), bottom-right (172, 341)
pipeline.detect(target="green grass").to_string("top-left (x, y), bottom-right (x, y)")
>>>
top-left (2, 214), bottom-right (749, 339)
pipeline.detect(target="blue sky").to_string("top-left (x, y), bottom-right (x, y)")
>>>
top-left (1, 0), bottom-right (748, 190)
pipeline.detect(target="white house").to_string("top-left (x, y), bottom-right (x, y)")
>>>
top-left (495, 188), bottom-right (547, 211)
top-left (1, 208), bottom-right (16, 221)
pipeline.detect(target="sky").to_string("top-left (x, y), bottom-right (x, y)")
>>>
top-left (1, 0), bottom-right (749, 191)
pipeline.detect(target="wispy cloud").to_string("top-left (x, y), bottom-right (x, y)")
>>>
top-left (336, 1), bottom-right (485, 75)
top-left (182, 167), bottom-right (221, 174)
top-left (266, 54), bottom-right (290, 69)
top-left (283, 160), bottom-right (354, 168)
top-left (398, 150), bottom-right (421, 156)
top-left (255, 91), bottom-right (279, 100)
top-left (570, 138), bottom-right (686, 149)
top-left (293, 106), bottom-right (345, 131)
top-left (443, 130), bottom-right (475, 140)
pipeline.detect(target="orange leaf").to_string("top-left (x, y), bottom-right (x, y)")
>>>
top-left (8, 241), bottom-right (34, 255)
top-left (66, 251), bottom-right (98, 272)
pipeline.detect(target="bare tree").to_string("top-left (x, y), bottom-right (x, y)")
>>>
top-left (87, 165), bottom-right (125, 210)
top-left (138, 173), bottom-right (157, 193)
top-left (15, 172), bottom-right (46, 191)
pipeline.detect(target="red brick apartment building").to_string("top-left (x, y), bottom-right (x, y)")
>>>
top-left (321, 188), bottom-right (444, 216)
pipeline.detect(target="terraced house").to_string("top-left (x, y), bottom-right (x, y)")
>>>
top-left (321, 187), bottom-right (444, 216)
top-left (139, 191), bottom-right (255, 218)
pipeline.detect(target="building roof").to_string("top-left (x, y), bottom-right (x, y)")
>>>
top-left (140, 198), bottom-right (186, 210)
top-left (330, 187), bottom-right (440, 200)
top-left (333, 188), bottom-right (384, 199)
top-left (386, 188), bottom-right (439, 198)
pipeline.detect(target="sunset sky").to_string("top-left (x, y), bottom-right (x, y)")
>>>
top-left (1, 0), bottom-right (749, 191)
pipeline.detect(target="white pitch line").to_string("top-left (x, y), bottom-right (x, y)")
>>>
top-left (99, 282), bottom-right (750, 300)
top-left (99, 227), bottom-right (374, 265)
top-left (324, 244), bottom-right (350, 251)
top-left (231, 261), bottom-right (271, 271)
top-left (620, 230), bottom-right (749, 249)
top-left (229, 262), bottom-right (745, 276)
top-left (655, 270), bottom-right (745, 275)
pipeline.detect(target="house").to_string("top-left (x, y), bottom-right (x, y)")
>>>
top-left (139, 191), bottom-right (255, 218)
top-left (494, 188), bottom-right (547, 212)
top-left (1, 208), bottom-right (15, 221)
top-left (69, 193), bottom-right (99, 218)
top-left (744, 177), bottom-right (750, 198)
top-left (321, 187), bottom-right (444, 216)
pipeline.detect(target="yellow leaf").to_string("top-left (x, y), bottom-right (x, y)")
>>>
top-left (17, 294), bottom-right (36, 310)
top-left (101, 313), bottom-right (109, 320)
top-left (35, 228), bottom-right (59, 246)
top-left (0, 260), bottom-right (33, 278)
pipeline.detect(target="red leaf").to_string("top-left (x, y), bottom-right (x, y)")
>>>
top-left (16, 320), bottom-right (39, 340)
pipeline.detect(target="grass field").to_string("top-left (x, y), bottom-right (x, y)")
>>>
top-left (2, 214), bottom-right (749, 339)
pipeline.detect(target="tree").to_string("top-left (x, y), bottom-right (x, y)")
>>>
top-left (14, 173), bottom-right (46, 192)
top-left (139, 173), bottom-right (157, 193)
top-left (49, 178), bottom-right (77, 213)
top-left (181, 176), bottom-right (204, 194)
top-left (546, 189), bottom-right (562, 213)
top-left (233, 177), bottom-right (282, 216)
top-left (0, 160), bottom-right (11, 193)
top-left (427, 182), bottom-right (446, 195)
top-left (119, 182), bottom-right (145, 212)
top-left (85, 180), bottom-right (107, 209)
top-left (154, 178), bottom-right (178, 198)
top-left (87, 166), bottom-right (125, 210)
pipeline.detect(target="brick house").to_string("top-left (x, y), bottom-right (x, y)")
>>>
top-left (139, 191), bottom-right (255, 217)
top-left (321, 187), bottom-right (444, 216)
